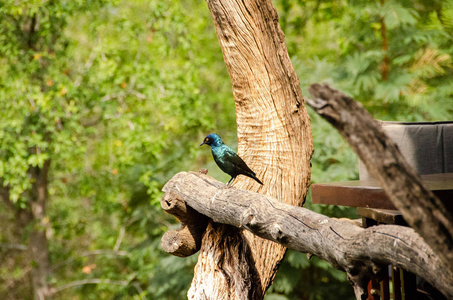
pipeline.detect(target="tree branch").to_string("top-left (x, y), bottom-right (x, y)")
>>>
top-left (0, 185), bottom-right (15, 211)
top-left (160, 191), bottom-right (209, 257)
top-left (0, 243), bottom-right (28, 251)
top-left (50, 279), bottom-right (128, 295)
top-left (306, 83), bottom-right (453, 272)
top-left (113, 227), bottom-right (126, 252)
top-left (52, 250), bottom-right (129, 270)
top-left (162, 172), bottom-right (453, 299)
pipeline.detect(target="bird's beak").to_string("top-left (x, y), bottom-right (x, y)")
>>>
top-left (200, 141), bottom-right (206, 146)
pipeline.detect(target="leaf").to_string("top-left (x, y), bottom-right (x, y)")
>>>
top-left (380, 1), bottom-right (418, 30)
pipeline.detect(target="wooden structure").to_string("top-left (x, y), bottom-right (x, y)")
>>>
top-left (312, 174), bottom-right (453, 299)
top-left (312, 173), bottom-right (453, 211)
top-left (311, 121), bottom-right (453, 299)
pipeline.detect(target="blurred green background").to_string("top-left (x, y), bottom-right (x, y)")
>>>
top-left (0, 0), bottom-right (452, 299)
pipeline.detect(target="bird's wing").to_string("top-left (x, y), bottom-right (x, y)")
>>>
top-left (223, 147), bottom-right (256, 175)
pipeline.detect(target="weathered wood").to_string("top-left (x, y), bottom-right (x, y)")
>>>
top-left (307, 83), bottom-right (453, 272)
top-left (162, 172), bottom-right (453, 299)
top-left (188, 0), bottom-right (314, 298)
top-left (356, 208), bottom-right (406, 225)
top-left (160, 192), bottom-right (209, 257)
top-left (312, 173), bottom-right (453, 210)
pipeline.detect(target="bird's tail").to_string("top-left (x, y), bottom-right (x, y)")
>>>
top-left (247, 173), bottom-right (263, 185)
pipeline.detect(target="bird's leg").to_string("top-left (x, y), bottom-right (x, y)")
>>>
top-left (226, 177), bottom-right (235, 186)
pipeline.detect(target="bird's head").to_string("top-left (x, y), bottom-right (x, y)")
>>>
top-left (200, 133), bottom-right (223, 147)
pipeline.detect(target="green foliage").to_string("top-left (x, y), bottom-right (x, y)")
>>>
top-left (0, 0), bottom-right (230, 298)
top-left (266, 251), bottom-right (354, 300)
top-left (1, 0), bottom-right (452, 299)
top-left (279, 0), bottom-right (453, 120)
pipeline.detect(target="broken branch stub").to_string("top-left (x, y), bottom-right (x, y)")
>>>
top-left (160, 191), bottom-right (209, 257)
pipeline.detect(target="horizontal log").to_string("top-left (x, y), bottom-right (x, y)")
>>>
top-left (162, 171), bottom-right (453, 299)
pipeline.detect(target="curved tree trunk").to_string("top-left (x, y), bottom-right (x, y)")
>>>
top-left (188, 0), bottom-right (314, 298)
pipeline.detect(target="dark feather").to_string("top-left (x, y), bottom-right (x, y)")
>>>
top-left (201, 133), bottom-right (263, 185)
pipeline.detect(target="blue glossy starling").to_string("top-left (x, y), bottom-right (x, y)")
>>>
top-left (200, 133), bottom-right (263, 186)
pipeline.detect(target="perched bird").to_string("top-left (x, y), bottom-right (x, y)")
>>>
top-left (200, 133), bottom-right (263, 186)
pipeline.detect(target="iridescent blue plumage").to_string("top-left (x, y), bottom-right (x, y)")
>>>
top-left (200, 133), bottom-right (263, 185)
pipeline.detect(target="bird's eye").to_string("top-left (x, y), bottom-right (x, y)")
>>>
top-left (205, 138), bottom-right (208, 141)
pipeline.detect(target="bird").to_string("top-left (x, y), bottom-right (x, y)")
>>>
top-left (200, 133), bottom-right (263, 186)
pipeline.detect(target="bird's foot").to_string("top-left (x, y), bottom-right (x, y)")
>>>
top-left (221, 184), bottom-right (234, 190)
top-left (226, 177), bottom-right (236, 186)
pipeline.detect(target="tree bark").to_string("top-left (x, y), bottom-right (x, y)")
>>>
top-left (0, 161), bottom-right (53, 300)
top-left (307, 83), bottom-right (453, 272)
top-left (162, 172), bottom-right (453, 299)
top-left (28, 159), bottom-right (52, 300)
top-left (189, 0), bottom-right (314, 298)
top-left (160, 191), bottom-right (209, 257)
top-left (379, 0), bottom-right (389, 81)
